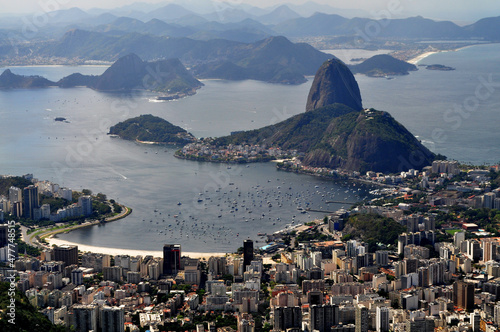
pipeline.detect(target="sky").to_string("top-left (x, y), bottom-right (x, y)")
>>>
top-left (0, 0), bottom-right (498, 22)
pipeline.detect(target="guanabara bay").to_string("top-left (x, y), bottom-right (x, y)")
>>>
top-left (1, 2), bottom-right (499, 332)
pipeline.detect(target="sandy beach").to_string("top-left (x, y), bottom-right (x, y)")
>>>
top-left (46, 236), bottom-right (228, 260)
top-left (407, 51), bottom-right (439, 64)
top-left (408, 46), bottom-right (473, 65)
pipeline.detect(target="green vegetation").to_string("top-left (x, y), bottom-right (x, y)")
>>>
top-left (491, 170), bottom-right (500, 189)
top-left (109, 114), bottom-right (196, 145)
top-left (0, 176), bottom-right (32, 196)
top-left (0, 282), bottom-right (65, 332)
top-left (212, 104), bottom-right (435, 173)
top-left (214, 103), bottom-right (355, 149)
top-left (112, 202), bottom-right (122, 214)
top-left (39, 195), bottom-right (68, 213)
top-left (222, 274), bottom-right (234, 283)
top-left (343, 213), bottom-right (406, 249)
top-left (296, 228), bottom-right (333, 242)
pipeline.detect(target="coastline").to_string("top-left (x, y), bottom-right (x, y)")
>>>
top-left (407, 45), bottom-right (475, 65)
top-left (26, 204), bottom-right (132, 248)
top-left (46, 236), bottom-right (228, 259)
top-left (407, 51), bottom-right (439, 64)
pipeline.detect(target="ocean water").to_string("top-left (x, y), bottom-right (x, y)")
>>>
top-left (0, 43), bottom-right (499, 252)
top-left (357, 43), bottom-right (500, 164)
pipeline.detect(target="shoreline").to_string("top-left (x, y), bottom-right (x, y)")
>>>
top-left (46, 236), bottom-right (228, 259)
top-left (27, 204), bottom-right (132, 248)
top-left (407, 45), bottom-right (475, 65)
top-left (407, 51), bottom-right (439, 64)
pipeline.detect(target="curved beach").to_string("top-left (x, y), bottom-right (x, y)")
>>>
top-left (46, 236), bottom-right (227, 259)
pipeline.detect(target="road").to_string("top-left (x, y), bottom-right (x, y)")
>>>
top-left (20, 204), bottom-right (131, 249)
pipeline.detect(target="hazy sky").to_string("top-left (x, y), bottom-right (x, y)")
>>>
top-left (0, 0), bottom-right (498, 21)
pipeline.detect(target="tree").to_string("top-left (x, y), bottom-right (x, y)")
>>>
top-left (0, 282), bottom-right (66, 332)
top-left (222, 274), bottom-right (234, 282)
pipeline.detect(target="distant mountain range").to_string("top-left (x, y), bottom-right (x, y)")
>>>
top-left (1, 4), bottom-right (499, 45)
top-left (34, 32), bottom-right (331, 84)
top-left (1, 4), bottom-right (500, 89)
top-left (190, 36), bottom-right (332, 84)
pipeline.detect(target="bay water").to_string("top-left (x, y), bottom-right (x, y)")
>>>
top-left (0, 43), bottom-right (499, 252)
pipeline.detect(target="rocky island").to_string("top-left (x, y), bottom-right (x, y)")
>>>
top-left (54, 117), bottom-right (69, 123)
top-left (424, 64), bottom-right (456, 71)
top-left (108, 114), bottom-right (196, 145)
top-left (349, 54), bottom-right (418, 77)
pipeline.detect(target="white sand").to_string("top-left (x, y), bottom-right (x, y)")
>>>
top-left (407, 51), bottom-right (439, 64)
top-left (46, 237), bottom-right (228, 260)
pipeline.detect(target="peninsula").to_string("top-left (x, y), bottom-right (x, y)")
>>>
top-left (0, 54), bottom-right (203, 98)
top-left (176, 58), bottom-right (436, 173)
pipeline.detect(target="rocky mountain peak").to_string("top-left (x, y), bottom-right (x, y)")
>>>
top-left (306, 58), bottom-right (363, 112)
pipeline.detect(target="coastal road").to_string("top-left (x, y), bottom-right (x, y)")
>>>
top-left (20, 204), bottom-right (131, 249)
top-left (20, 225), bottom-right (33, 246)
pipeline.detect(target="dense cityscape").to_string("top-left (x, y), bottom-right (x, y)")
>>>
top-left (1, 160), bottom-right (500, 331)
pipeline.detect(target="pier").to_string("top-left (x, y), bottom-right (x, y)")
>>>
top-left (325, 200), bottom-right (357, 205)
top-left (305, 208), bottom-right (336, 213)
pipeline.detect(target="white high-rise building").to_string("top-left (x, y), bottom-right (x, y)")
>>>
top-left (9, 186), bottom-right (22, 203)
top-left (470, 311), bottom-right (480, 332)
top-left (78, 196), bottom-right (92, 216)
top-left (59, 188), bottom-right (73, 201)
top-left (376, 306), bottom-right (390, 332)
top-left (41, 204), bottom-right (51, 220)
top-left (454, 231), bottom-right (465, 248)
